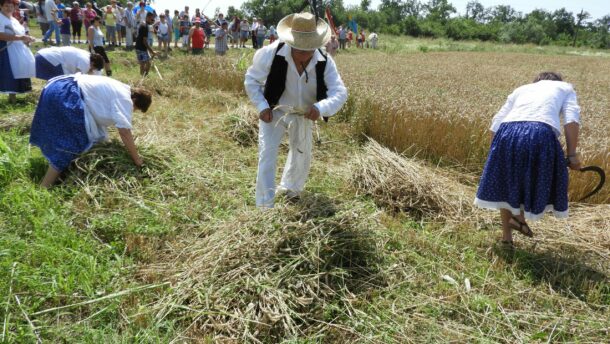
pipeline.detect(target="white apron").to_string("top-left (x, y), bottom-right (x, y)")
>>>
top-left (2, 15), bottom-right (35, 79)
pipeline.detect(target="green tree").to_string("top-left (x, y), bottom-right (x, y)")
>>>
top-left (360, 0), bottom-right (371, 11)
top-left (424, 0), bottom-right (456, 24)
top-left (490, 5), bottom-right (519, 23)
top-left (227, 6), bottom-right (246, 20)
top-left (573, 9), bottom-right (591, 46)
top-left (465, 1), bottom-right (487, 23)
top-left (552, 8), bottom-right (575, 36)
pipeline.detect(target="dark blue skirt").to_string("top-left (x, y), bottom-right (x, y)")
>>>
top-left (474, 121), bottom-right (569, 220)
top-left (35, 54), bottom-right (64, 80)
top-left (30, 76), bottom-right (92, 171)
top-left (0, 41), bottom-right (32, 93)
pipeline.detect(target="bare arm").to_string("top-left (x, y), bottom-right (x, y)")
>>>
top-left (0, 33), bottom-right (34, 43)
top-left (118, 128), bottom-right (143, 167)
top-left (564, 122), bottom-right (581, 170)
top-left (187, 27), bottom-right (194, 50)
top-left (88, 27), bottom-right (94, 51)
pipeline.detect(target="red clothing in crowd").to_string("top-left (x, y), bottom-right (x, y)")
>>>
top-left (191, 27), bottom-right (205, 49)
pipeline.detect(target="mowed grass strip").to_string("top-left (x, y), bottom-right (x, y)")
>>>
top-left (0, 39), bottom-right (608, 342)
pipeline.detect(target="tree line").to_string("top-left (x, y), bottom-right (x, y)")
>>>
top-left (228, 0), bottom-right (609, 49)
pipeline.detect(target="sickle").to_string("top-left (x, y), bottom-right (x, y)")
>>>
top-left (575, 166), bottom-right (606, 202)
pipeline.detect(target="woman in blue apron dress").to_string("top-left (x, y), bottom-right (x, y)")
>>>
top-left (30, 74), bottom-right (152, 187)
top-left (474, 72), bottom-right (582, 245)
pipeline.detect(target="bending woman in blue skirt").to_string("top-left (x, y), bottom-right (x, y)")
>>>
top-left (30, 74), bottom-right (152, 187)
top-left (474, 72), bottom-right (582, 244)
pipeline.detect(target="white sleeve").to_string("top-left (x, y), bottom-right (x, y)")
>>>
top-left (490, 92), bottom-right (515, 132)
top-left (314, 55), bottom-right (348, 117)
top-left (244, 46), bottom-right (275, 113)
top-left (562, 86), bottom-right (581, 125)
top-left (112, 91), bottom-right (133, 129)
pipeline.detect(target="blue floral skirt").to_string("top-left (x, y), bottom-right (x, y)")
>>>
top-left (35, 54), bottom-right (64, 80)
top-left (0, 41), bottom-right (32, 94)
top-left (30, 76), bottom-right (92, 171)
top-left (474, 121), bottom-right (569, 221)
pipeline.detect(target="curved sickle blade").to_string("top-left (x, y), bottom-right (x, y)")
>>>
top-left (577, 166), bottom-right (606, 202)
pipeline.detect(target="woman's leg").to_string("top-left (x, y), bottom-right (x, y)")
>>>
top-left (41, 166), bottom-right (61, 188)
top-left (500, 209), bottom-right (513, 242)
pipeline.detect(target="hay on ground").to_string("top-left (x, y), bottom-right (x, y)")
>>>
top-left (225, 104), bottom-right (259, 147)
top-left (350, 138), bottom-right (610, 275)
top-left (349, 138), bottom-right (479, 221)
top-left (0, 114), bottom-right (32, 134)
top-left (63, 139), bottom-right (172, 187)
top-left (142, 201), bottom-right (385, 341)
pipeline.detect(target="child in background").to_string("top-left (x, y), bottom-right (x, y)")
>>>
top-left (61, 9), bottom-right (71, 46)
top-left (268, 25), bottom-right (276, 44)
top-left (347, 29), bottom-right (353, 48)
top-left (179, 14), bottom-right (190, 48)
top-left (157, 14), bottom-right (169, 55)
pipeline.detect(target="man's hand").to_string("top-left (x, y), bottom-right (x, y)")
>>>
top-left (259, 108), bottom-right (272, 123)
top-left (304, 106), bottom-right (320, 121)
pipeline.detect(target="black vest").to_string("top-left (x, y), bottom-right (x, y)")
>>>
top-left (263, 42), bottom-right (329, 122)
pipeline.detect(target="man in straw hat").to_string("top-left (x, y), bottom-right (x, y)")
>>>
top-left (245, 12), bottom-right (348, 208)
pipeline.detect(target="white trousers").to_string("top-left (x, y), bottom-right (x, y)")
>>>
top-left (256, 113), bottom-right (313, 208)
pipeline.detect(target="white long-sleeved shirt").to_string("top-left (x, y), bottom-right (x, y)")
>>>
top-left (244, 41), bottom-right (348, 117)
top-left (72, 74), bottom-right (133, 144)
top-left (490, 80), bottom-right (581, 136)
top-left (37, 46), bottom-right (91, 75)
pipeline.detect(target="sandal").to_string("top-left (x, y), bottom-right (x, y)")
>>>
top-left (509, 215), bottom-right (533, 238)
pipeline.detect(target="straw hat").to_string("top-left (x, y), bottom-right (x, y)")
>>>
top-left (277, 12), bottom-right (331, 51)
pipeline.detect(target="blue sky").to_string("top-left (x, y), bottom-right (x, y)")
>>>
top-left (152, 0), bottom-right (608, 21)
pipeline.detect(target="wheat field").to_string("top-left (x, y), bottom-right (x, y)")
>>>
top-left (337, 51), bottom-right (610, 204)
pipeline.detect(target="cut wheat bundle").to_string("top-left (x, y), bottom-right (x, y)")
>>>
top-left (142, 200), bottom-right (386, 341)
top-left (349, 138), bottom-right (482, 222)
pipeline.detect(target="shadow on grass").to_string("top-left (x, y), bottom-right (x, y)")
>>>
top-left (281, 191), bottom-right (338, 221)
top-left (494, 244), bottom-right (609, 303)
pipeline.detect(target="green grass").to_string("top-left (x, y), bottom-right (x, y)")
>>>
top-left (0, 41), bottom-right (607, 342)
top-left (374, 34), bottom-right (610, 56)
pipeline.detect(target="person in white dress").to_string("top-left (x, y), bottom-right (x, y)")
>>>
top-left (0, 0), bottom-right (36, 103)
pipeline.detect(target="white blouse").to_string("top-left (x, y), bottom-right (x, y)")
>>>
top-left (37, 47), bottom-right (91, 75)
top-left (490, 80), bottom-right (581, 136)
top-left (73, 74), bottom-right (133, 143)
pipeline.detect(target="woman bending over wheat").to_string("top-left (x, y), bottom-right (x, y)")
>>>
top-left (474, 71), bottom-right (582, 246)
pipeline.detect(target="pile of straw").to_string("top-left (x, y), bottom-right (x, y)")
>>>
top-left (350, 138), bottom-right (610, 275)
top-left (349, 139), bottom-right (478, 221)
top-left (225, 104), bottom-right (259, 147)
top-left (143, 200), bottom-right (385, 341)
